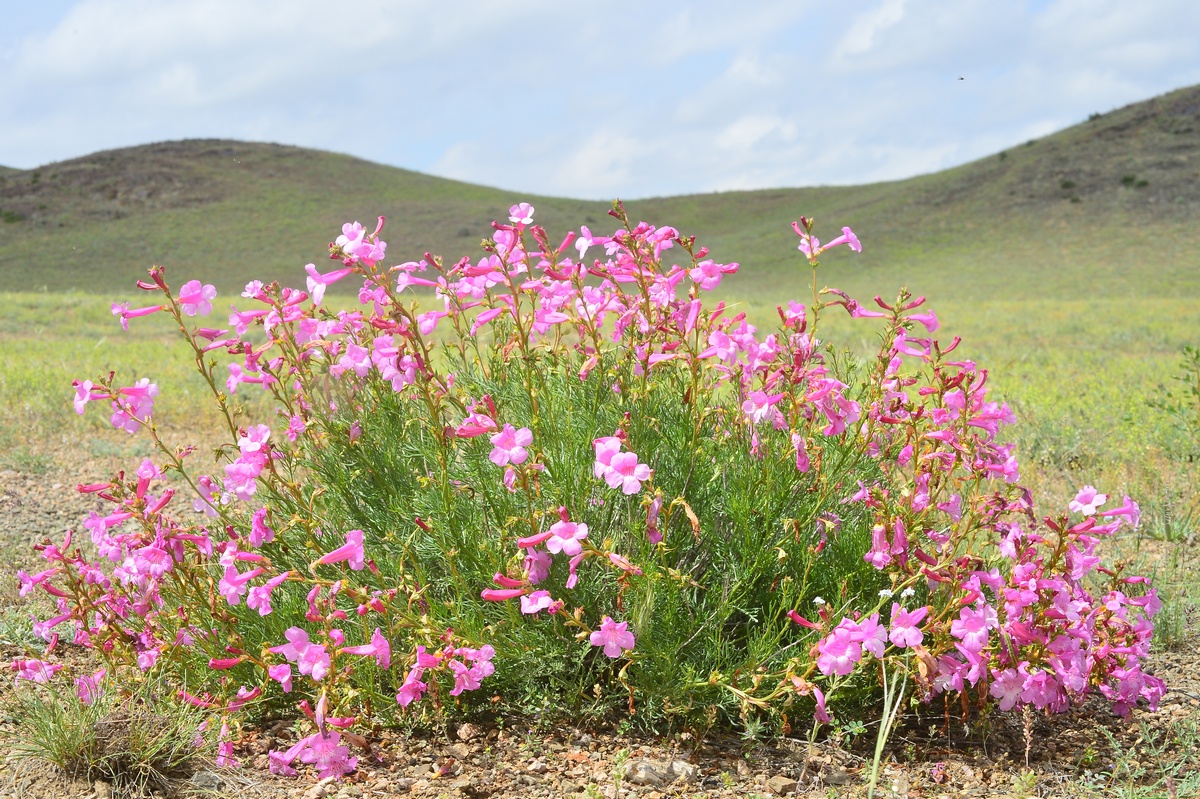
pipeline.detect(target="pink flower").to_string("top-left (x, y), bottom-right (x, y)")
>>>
top-left (592, 436), bottom-right (623, 478)
top-left (590, 616), bottom-right (636, 658)
top-left (864, 524), bottom-right (891, 569)
top-left (1100, 495), bottom-right (1140, 528)
top-left (888, 603), bottom-right (928, 648)
top-left (849, 614), bottom-right (887, 658)
top-left (268, 663), bottom-right (293, 693)
top-left (741, 390), bottom-right (784, 425)
top-left (219, 564), bottom-right (265, 606)
top-left (525, 548), bottom-right (552, 584)
top-left (521, 590), bottom-right (554, 615)
top-left (813, 685), bottom-right (831, 724)
top-left (298, 643), bottom-right (331, 681)
top-left (250, 506), bottom-right (275, 547)
top-left (178, 280), bottom-right (217, 316)
top-left (480, 587), bottom-right (526, 601)
top-left (950, 605), bottom-right (997, 653)
top-left (286, 414), bottom-right (307, 441)
top-left (396, 668), bottom-right (427, 707)
top-left (489, 424), bottom-right (532, 467)
top-left (687, 259), bottom-right (738, 291)
top-left (791, 433), bottom-right (810, 473)
top-left (546, 519), bottom-right (589, 556)
top-left (13, 658), bottom-right (62, 683)
top-left (75, 668), bottom-right (106, 705)
top-left (269, 627), bottom-right (331, 681)
top-left (602, 451), bottom-right (652, 495)
top-left (340, 628), bottom-right (391, 669)
top-left (816, 627), bottom-right (861, 676)
top-left (298, 731), bottom-right (358, 779)
top-left (823, 226), bottom-right (862, 253)
top-left (989, 665), bottom-right (1028, 711)
top-left (72, 379), bottom-right (109, 415)
top-left (508, 202), bottom-right (535, 227)
top-left (317, 529), bottom-right (366, 570)
top-left (246, 571), bottom-right (290, 616)
top-left (1069, 485), bottom-right (1107, 516)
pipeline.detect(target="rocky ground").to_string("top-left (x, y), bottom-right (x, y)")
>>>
top-left (1, 464), bottom-right (1196, 799)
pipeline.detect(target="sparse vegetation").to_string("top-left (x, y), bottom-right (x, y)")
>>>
top-left (3, 681), bottom-right (214, 796)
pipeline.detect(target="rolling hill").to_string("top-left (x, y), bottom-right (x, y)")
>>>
top-left (0, 83), bottom-right (1197, 304)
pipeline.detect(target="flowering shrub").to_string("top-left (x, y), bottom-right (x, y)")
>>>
top-left (19, 203), bottom-right (1162, 777)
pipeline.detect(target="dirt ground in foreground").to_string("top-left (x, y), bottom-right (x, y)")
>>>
top-left (1, 464), bottom-right (1196, 799)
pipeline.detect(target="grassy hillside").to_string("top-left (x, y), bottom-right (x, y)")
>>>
top-left (0, 85), bottom-right (1197, 302)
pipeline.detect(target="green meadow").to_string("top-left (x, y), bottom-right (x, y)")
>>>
top-left (0, 82), bottom-right (1196, 561)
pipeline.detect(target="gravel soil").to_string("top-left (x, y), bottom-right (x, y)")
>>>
top-left (1, 463), bottom-right (1196, 799)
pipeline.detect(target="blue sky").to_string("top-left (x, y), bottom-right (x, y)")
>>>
top-left (2, 0), bottom-right (1199, 199)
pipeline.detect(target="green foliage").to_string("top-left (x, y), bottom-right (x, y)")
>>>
top-left (4, 681), bottom-right (214, 796)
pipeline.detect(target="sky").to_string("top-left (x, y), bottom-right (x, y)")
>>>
top-left (2, 0), bottom-right (1199, 199)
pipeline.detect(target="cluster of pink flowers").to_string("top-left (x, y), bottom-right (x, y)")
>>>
top-left (19, 203), bottom-right (1160, 783)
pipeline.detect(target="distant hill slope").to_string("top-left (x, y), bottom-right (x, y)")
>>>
top-left (0, 84), bottom-right (1197, 303)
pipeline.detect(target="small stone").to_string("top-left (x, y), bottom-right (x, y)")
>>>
top-left (302, 776), bottom-right (337, 799)
top-left (668, 760), bottom-right (698, 783)
top-left (766, 775), bottom-right (798, 795)
top-left (528, 759), bottom-right (549, 774)
top-left (189, 770), bottom-right (225, 791)
top-left (93, 782), bottom-right (112, 799)
top-left (823, 768), bottom-right (850, 785)
top-left (392, 777), bottom-right (415, 793)
top-left (447, 742), bottom-right (470, 759)
top-left (457, 722), bottom-right (483, 741)
top-left (626, 761), bottom-right (667, 787)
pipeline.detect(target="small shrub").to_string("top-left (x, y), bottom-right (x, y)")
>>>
top-left (16, 204), bottom-right (1162, 781)
top-left (1060, 180), bottom-right (1076, 190)
top-left (1121, 174), bottom-right (1137, 187)
top-left (4, 679), bottom-right (213, 796)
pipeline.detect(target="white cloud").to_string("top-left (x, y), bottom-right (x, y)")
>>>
top-left (835, 0), bottom-right (905, 58)
top-left (715, 115), bottom-right (797, 152)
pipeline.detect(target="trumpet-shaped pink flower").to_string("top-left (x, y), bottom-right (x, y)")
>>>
top-left (888, 603), bottom-right (928, 648)
top-left (590, 616), bottom-right (636, 658)
top-left (297, 731), bottom-right (358, 779)
top-left (602, 451), bottom-right (652, 495)
top-left (1100, 495), bottom-right (1141, 528)
top-left (546, 519), bottom-right (588, 556)
top-left (950, 605), bottom-right (997, 654)
top-left (340, 628), bottom-right (391, 669)
top-left (396, 668), bottom-right (427, 706)
top-left (489, 424), bottom-right (532, 467)
top-left (508, 202), bottom-right (535, 227)
top-left (521, 590), bottom-right (554, 615)
top-left (816, 626), bottom-right (861, 676)
top-left (179, 280), bottom-right (217, 316)
top-left (269, 627), bottom-right (330, 680)
top-left (12, 658), bottom-right (62, 683)
top-left (317, 529), bottom-right (365, 570)
top-left (219, 565), bottom-right (265, 606)
top-left (246, 571), bottom-right (290, 616)
top-left (592, 436), bottom-right (622, 478)
top-left (1070, 485), bottom-right (1107, 516)
top-left (75, 668), bottom-right (106, 705)
top-left (268, 663), bottom-right (293, 693)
